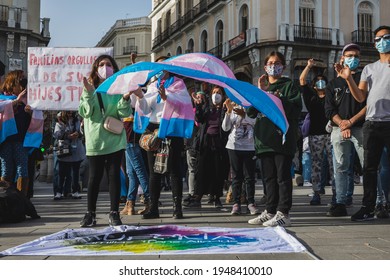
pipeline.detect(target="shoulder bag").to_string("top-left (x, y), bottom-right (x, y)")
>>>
top-left (97, 93), bottom-right (124, 135)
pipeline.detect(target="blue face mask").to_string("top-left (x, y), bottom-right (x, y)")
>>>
top-left (375, 38), bottom-right (390, 53)
top-left (344, 57), bottom-right (360, 70)
top-left (315, 80), bottom-right (326, 90)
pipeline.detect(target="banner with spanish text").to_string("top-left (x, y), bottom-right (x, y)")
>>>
top-left (27, 47), bottom-right (113, 111)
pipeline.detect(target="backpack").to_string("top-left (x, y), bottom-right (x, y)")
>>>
top-left (0, 185), bottom-right (40, 223)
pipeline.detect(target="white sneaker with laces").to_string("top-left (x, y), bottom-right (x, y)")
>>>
top-left (262, 211), bottom-right (291, 227)
top-left (248, 210), bottom-right (274, 225)
top-left (247, 203), bottom-right (259, 215)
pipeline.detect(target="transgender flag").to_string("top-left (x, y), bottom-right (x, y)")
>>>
top-left (97, 53), bottom-right (289, 137)
top-left (0, 99), bottom-right (18, 144)
top-left (23, 110), bottom-right (44, 148)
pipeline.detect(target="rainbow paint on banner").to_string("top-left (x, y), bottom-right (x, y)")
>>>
top-left (0, 225), bottom-right (306, 256)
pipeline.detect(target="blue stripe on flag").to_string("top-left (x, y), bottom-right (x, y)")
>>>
top-left (159, 118), bottom-right (194, 139)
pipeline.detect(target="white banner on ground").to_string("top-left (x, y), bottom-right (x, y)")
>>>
top-left (0, 225), bottom-right (306, 256)
top-left (27, 47), bottom-right (113, 111)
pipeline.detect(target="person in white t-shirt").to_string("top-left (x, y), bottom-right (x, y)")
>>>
top-left (336, 25), bottom-right (390, 221)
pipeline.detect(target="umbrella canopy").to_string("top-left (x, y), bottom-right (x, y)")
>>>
top-left (97, 53), bottom-right (289, 136)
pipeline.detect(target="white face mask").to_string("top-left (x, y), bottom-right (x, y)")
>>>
top-left (212, 93), bottom-right (222, 105)
top-left (97, 65), bottom-right (114, 80)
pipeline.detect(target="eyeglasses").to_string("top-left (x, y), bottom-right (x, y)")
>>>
top-left (374, 34), bottom-right (390, 42)
top-left (266, 61), bottom-right (282, 66)
top-left (344, 54), bottom-right (360, 58)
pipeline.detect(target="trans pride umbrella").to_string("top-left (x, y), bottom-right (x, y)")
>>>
top-left (97, 53), bottom-right (289, 136)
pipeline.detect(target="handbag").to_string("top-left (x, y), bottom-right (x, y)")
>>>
top-left (153, 140), bottom-right (170, 174)
top-left (97, 93), bottom-right (124, 135)
top-left (103, 116), bottom-right (124, 134)
top-left (53, 140), bottom-right (72, 158)
top-left (301, 113), bottom-right (310, 138)
top-left (139, 129), bottom-right (162, 152)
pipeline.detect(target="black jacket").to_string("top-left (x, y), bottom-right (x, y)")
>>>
top-left (324, 72), bottom-right (366, 127)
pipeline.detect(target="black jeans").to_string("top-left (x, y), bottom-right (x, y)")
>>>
top-left (362, 121), bottom-right (390, 211)
top-left (147, 137), bottom-right (184, 210)
top-left (227, 149), bottom-right (256, 205)
top-left (86, 150), bottom-right (124, 212)
top-left (259, 152), bottom-right (293, 214)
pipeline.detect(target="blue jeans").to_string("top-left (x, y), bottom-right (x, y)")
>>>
top-left (377, 147), bottom-right (390, 205)
top-left (125, 143), bottom-right (150, 201)
top-left (0, 141), bottom-right (29, 180)
top-left (331, 126), bottom-right (364, 204)
top-left (302, 152), bottom-right (312, 183)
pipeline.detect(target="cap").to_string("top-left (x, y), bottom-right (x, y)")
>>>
top-left (196, 90), bottom-right (205, 95)
top-left (342, 43), bottom-right (361, 55)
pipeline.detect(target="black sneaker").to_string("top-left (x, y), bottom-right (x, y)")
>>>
top-left (142, 210), bottom-right (160, 219)
top-left (108, 211), bottom-right (122, 226)
top-left (80, 212), bottom-right (96, 227)
top-left (183, 199), bottom-right (201, 208)
top-left (375, 204), bottom-right (390, 219)
top-left (183, 194), bottom-right (193, 203)
top-left (310, 193), bottom-right (321, 205)
top-left (327, 203), bottom-right (348, 217)
top-left (214, 197), bottom-right (223, 208)
top-left (351, 207), bottom-right (375, 222)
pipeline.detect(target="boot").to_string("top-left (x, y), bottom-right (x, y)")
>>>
top-left (16, 177), bottom-right (29, 196)
top-left (142, 202), bottom-right (159, 219)
top-left (173, 196), bottom-right (183, 219)
top-left (137, 199), bottom-right (151, 215)
top-left (120, 200), bottom-right (135, 215)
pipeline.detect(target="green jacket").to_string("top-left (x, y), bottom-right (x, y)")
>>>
top-left (247, 77), bottom-right (302, 157)
top-left (78, 88), bottom-right (132, 156)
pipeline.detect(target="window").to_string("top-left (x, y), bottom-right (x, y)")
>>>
top-left (186, 38), bottom-right (194, 53)
top-left (200, 30), bottom-right (208, 52)
top-left (239, 5), bottom-right (248, 33)
top-left (165, 10), bottom-right (171, 30)
top-left (358, 1), bottom-right (373, 42)
top-left (127, 38), bottom-right (135, 47)
top-left (176, 46), bottom-right (182, 55)
top-left (216, 20), bottom-right (224, 46)
top-left (298, 0), bottom-right (315, 38)
top-left (0, 4), bottom-right (9, 26)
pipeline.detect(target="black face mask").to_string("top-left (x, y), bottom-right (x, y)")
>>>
top-left (19, 78), bottom-right (28, 89)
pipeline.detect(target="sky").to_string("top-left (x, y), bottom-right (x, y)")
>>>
top-left (40, 0), bottom-right (152, 47)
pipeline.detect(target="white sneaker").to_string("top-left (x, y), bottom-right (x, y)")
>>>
top-left (248, 210), bottom-right (274, 225)
top-left (54, 192), bottom-right (62, 200)
top-left (262, 211), bottom-right (291, 227)
top-left (247, 203), bottom-right (259, 215)
top-left (72, 192), bottom-right (82, 199)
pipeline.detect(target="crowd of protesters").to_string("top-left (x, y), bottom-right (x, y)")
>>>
top-left (1, 25), bottom-right (389, 227)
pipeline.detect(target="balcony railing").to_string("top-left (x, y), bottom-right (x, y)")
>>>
top-left (352, 29), bottom-right (374, 47)
top-left (193, 0), bottom-right (208, 19)
top-left (123, 45), bottom-right (138, 55)
top-left (293, 25), bottom-right (332, 45)
top-left (207, 44), bottom-right (223, 58)
top-left (152, 0), bottom-right (227, 51)
top-left (229, 32), bottom-right (246, 53)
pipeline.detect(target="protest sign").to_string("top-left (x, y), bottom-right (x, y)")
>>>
top-left (27, 47), bottom-right (113, 110)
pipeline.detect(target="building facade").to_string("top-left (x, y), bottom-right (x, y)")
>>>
top-left (0, 0), bottom-right (50, 75)
top-left (150, 0), bottom-right (390, 84)
top-left (96, 16), bottom-right (152, 69)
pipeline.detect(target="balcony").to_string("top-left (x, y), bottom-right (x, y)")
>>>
top-left (207, 44), bottom-right (223, 58)
top-left (228, 32), bottom-right (246, 54)
top-left (352, 29), bottom-right (374, 47)
top-left (193, 0), bottom-right (208, 23)
top-left (207, 0), bottom-right (226, 13)
top-left (123, 45), bottom-right (138, 55)
top-left (293, 25), bottom-right (332, 45)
